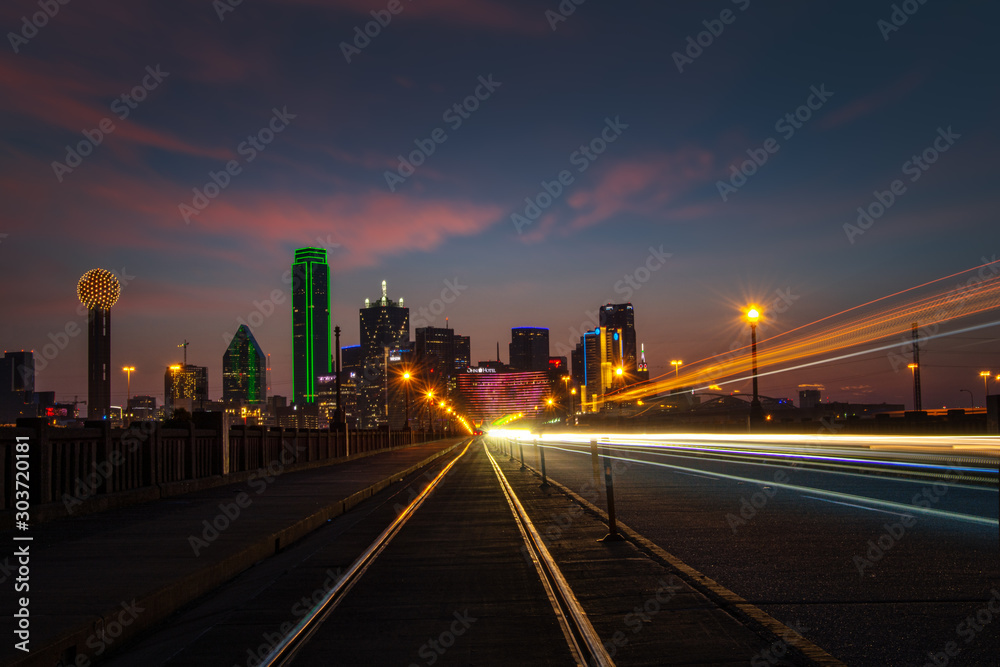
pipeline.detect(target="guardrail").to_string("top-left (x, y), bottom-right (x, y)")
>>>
top-left (0, 416), bottom-right (439, 520)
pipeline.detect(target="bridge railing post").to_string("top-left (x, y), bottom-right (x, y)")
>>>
top-left (537, 438), bottom-right (548, 488)
top-left (599, 445), bottom-right (624, 542)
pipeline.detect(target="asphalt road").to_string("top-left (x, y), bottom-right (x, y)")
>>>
top-left (521, 436), bottom-right (999, 667)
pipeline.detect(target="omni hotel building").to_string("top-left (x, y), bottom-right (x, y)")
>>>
top-left (455, 367), bottom-right (550, 425)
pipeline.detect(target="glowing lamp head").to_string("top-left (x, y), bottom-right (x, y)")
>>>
top-left (77, 269), bottom-right (120, 310)
top-left (908, 363), bottom-right (919, 370)
top-left (746, 307), bottom-right (760, 323)
top-left (980, 371), bottom-right (992, 378)
top-left (402, 372), bottom-right (411, 381)
top-left (615, 367), bottom-right (623, 376)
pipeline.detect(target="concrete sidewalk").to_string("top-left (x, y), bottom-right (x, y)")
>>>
top-left (1, 438), bottom-right (467, 667)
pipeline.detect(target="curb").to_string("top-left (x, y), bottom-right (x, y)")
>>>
top-left (506, 453), bottom-right (846, 667)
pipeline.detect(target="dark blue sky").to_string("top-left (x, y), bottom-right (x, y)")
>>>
top-left (1, 0), bottom-right (997, 410)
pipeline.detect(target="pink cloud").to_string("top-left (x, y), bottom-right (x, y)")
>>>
top-left (521, 149), bottom-right (717, 242)
top-left (818, 70), bottom-right (924, 130)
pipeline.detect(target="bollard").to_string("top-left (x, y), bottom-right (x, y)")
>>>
top-left (519, 441), bottom-right (525, 471)
top-left (599, 446), bottom-right (624, 542)
top-left (590, 439), bottom-right (599, 484)
top-left (538, 439), bottom-right (549, 488)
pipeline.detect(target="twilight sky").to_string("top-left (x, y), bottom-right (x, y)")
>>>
top-left (2, 0), bottom-right (998, 413)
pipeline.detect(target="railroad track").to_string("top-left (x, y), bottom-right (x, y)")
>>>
top-left (257, 438), bottom-right (615, 667)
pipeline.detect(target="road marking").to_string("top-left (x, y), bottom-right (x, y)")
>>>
top-left (801, 495), bottom-right (914, 519)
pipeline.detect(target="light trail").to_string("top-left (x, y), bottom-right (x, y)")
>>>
top-left (605, 262), bottom-right (1000, 404)
top-left (488, 430), bottom-right (999, 523)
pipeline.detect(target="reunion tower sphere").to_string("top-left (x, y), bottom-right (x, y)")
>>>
top-left (77, 269), bottom-right (120, 310)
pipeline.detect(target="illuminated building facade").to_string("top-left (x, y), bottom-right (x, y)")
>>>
top-left (455, 369), bottom-right (549, 423)
top-left (359, 281), bottom-right (409, 429)
top-left (509, 327), bottom-right (549, 372)
top-left (292, 247), bottom-right (331, 406)
top-left (164, 364), bottom-right (208, 411)
top-left (453, 335), bottom-right (470, 372)
top-left (223, 325), bottom-right (267, 405)
top-left (599, 303), bottom-right (637, 377)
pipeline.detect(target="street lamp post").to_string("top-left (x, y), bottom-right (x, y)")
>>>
top-left (959, 389), bottom-right (974, 408)
top-left (670, 360), bottom-right (682, 378)
top-left (402, 371), bottom-right (411, 442)
top-left (908, 363), bottom-right (921, 411)
top-left (980, 371), bottom-right (992, 408)
top-left (746, 307), bottom-right (763, 422)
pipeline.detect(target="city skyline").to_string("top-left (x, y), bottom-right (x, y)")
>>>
top-left (1, 1), bottom-right (998, 412)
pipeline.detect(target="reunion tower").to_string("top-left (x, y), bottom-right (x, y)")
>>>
top-left (77, 269), bottom-right (120, 419)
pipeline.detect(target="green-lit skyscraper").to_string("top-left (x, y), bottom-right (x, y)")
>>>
top-left (292, 248), bottom-right (331, 405)
top-left (223, 324), bottom-right (267, 404)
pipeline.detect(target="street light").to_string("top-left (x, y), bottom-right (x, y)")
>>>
top-left (746, 307), bottom-right (763, 422)
top-left (907, 363), bottom-right (921, 411)
top-left (401, 371), bottom-right (411, 431)
top-left (425, 390), bottom-right (434, 435)
top-left (670, 360), bottom-right (682, 378)
top-left (980, 371), bottom-right (992, 407)
top-left (122, 366), bottom-right (135, 423)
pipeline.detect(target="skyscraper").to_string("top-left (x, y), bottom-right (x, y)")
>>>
top-left (509, 327), bottom-right (549, 372)
top-left (599, 303), bottom-right (637, 377)
top-left (164, 364), bottom-right (208, 411)
top-left (292, 248), bottom-right (331, 406)
top-left (359, 281), bottom-right (409, 428)
top-left (222, 325), bottom-right (267, 404)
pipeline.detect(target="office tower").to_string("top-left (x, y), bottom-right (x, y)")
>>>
top-left (509, 327), bottom-right (549, 372)
top-left (164, 364), bottom-right (209, 411)
top-left (292, 247), bottom-right (331, 406)
top-left (599, 303), bottom-right (637, 376)
top-left (453, 335), bottom-right (470, 372)
top-left (571, 341), bottom-right (584, 389)
top-left (1, 351), bottom-right (38, 423)
top-left (77, 269), bottom-right (120, 419)
top-left (415, 326), bottom-right (454, 388)
top-left (222, 325), bottom-right (267, 404)
top-left (359, 281), bottom-right (409, 428)
top-left (582, 328), bottom-right (602, 405)
top-left (415, 326), bottom-right (471, 395)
